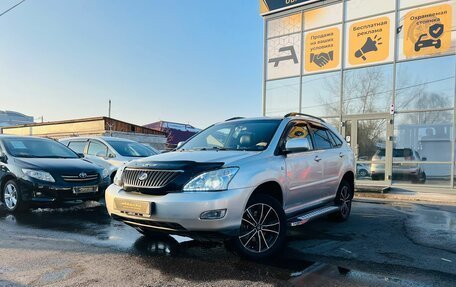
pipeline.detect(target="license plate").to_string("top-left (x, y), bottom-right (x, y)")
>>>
top-left (73, 186), bottom-right (98, 194)
top-left (114, 198), bottom-right (151, 216)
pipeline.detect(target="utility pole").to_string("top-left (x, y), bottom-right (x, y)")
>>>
top-left (108, 99), bottom-right (112, 118)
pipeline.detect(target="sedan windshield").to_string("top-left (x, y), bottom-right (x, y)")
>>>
top-left (106, 140), bottom-right (157, 157)
top-left (181, 120), bottom-right (281, 151)
top-left (3, 138), bottom-right (79, 158)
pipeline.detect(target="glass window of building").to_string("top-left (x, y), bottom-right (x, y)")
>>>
top-left (395, 55), bottom-right (455, 111)
top-left (397, 1), bottom-right (456, 61)
top-left (400, 0), bottom-right (448, 9)
top-left (304, 3), bottom-right (343, 30)
top-left (267, 13), bottom-right (302, 38)
top-left (265, 77), bottom-right (301, 117)
top-left (393, 111), bottom-right (453, 186)
top-left (267, 34), bottom-right (302, 80)
top-left (301, 71), bottom-right (341, 117)
top-left (343, 64), bottom-right (394, 115)
top-left (346, 0), bottom-right (396, 21)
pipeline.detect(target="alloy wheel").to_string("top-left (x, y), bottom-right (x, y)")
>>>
top-left (239, 203), bottom-right (280, 254)
top-left (4, 183), bottom-right (18, 210)
top-left (340, 185), bottom-right (351, 217)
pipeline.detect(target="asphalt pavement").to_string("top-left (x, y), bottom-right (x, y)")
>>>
top-left (0, 200), bottom-right (454, 286)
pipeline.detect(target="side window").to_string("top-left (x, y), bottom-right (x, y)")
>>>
top-left (328, 130), bottom-right (343, 147)
top-left (312, 127), bottom-right (333, 150)
top-left (87, 141), bottom-right (108, 157)
top-left (68, 141), bottom-right (86, 154)
top-left (286, 123), bottom-right (314, 150)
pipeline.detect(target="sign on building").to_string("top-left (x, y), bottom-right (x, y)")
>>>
top-left (403, 4), bottom-right (452, 58)
top-left (267, 34), bottom-right (301, 80)
top-left (261, 0), bottom-right (319, 15)
top-left (304, 26), bottom-right (341, 73)
top-left (348, 16), bottom-right (391, 66)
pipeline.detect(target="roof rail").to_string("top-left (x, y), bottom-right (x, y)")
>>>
top-left (284, 112), bottom-right (326, 123)
top-left (225, 117), bottom-right (245, 121)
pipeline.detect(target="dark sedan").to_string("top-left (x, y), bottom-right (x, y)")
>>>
top-left (0, 135), bottom-right (109, 212)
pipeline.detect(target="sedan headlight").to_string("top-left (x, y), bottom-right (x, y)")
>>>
top-left (22, 169), bottom-right (55, 183)
top-left (102, 168), bottom-right (109, 179)
top-left (183, 168), bottom-right (239, 192)
top-left (113, 165), bottom-right (126, 186)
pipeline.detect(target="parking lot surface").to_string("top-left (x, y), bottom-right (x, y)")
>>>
top-left (0, 200), bottom-right (455, 286)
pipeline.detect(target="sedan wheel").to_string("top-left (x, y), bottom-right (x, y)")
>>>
top-left (4, 183), bottom-right (18, 210)
top-left (2, 180), bottom-right (28, 212)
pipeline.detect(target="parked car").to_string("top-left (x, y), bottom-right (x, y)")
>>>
top-left (371, 148), bottom-right (426, 183)
top-left (105, 113), bottom-right (355, 260)
top-left (356, 163), bottom-right (370, 178)
top-left (60, 136), bottom-right (159, 183)
top-left (0, 135), bottom-right (109, 212)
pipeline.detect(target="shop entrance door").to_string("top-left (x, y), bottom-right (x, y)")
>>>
top-left (342, 114), bottom-right (392, 186)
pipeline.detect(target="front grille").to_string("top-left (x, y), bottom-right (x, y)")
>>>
top-left (123, 169), bottom-right (182, 188)
top-left (62, 173), bottom-right (99, 182)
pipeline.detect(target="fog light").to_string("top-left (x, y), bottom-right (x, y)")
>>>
top-left (200, 209), bottom-right (227, 220)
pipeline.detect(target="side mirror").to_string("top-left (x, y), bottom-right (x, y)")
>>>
top-left (0, 153), bottom-right (7, 163)
top-left (95, 151), bottom-right (107, 158)
top-left (285, 138), bottom-right (311, 154)
top-left (77, 153), bottom-right (85, 158)
top-left (177, 141), bottom-right (185, 149)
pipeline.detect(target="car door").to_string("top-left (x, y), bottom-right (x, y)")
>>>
top-left (283, 121), bottom-right (325, 213)
top-left (310, 125), bottom-right (344, 198)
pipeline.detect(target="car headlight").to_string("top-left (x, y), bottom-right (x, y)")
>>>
top-left (22, 169), bottom-right (55, 183)
top-left (113, 165), bottom-right (126, 186)
top-left (183, 168), bottom-right (239, 192)
top-left (102, 168), bottom-right (109, 179)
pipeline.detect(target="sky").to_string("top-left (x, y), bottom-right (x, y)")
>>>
top-left (0, 0), bottom-right (264, 129)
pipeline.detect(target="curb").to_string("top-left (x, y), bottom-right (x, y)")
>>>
top-left (354, 192), bottom-right (456, 206)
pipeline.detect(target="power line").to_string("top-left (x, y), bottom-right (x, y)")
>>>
top-left (0, 0), bottom-right (26, 18)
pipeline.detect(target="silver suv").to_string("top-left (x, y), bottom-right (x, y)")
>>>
top-left (105, 114), bottom-right (355, 259)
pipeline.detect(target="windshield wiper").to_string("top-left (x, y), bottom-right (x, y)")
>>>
top-left (194, 147), bottom-right (229, 151)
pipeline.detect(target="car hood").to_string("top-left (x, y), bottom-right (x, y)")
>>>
top-left (14, 158), bottom-right (101, 173)
top-left (134, 150), bottom-right (260, 166)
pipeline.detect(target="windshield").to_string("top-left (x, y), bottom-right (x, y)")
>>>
top-left (3, 138), bottom-right (79, 158)
top-left (106, 140), bottom-right (157, 157)
top-left (181, 120), bottom-right (281, 151)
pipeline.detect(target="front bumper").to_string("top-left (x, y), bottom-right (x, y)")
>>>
top-left (18, 178), bottom-right (103, 203)
top-left (105, 184), bottom-right (252, 237)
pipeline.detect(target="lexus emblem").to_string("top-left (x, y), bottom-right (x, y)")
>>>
top-left (138, 172), bottom-right (148, 181)
top-left (79, 172), bottom-right (88, 179)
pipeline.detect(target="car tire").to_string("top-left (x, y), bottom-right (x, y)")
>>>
top-left (329, 180), bottom-right (353, 222)
top-left (358, 169), bottom-right (368, 178)
top-left (2, 180), bottom-right (28, 213)
top-left (229, 194), bottom-right (287, 261)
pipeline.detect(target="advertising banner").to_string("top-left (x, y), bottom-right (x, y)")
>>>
top-left (348, 16), bottom-right (391, 66)
top-left (304, 26), bottom-right (341, 73)
top-left (267, 34), bottom-right (302, 80)
top-left (403, 4), bottom-right (452, 58)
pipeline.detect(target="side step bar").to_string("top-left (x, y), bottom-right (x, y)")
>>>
top-left (288, 206), bottom-right (340, 227)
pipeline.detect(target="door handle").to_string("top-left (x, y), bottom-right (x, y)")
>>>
top-left (314, 156), bottom-right (322, 162)
top-left (339, 152), bottom-right (345, 158)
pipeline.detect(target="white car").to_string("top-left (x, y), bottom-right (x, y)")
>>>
top-left (105, 114), bottom-right (355, 260)
top-left (60, 136), bottom-right (159, 182)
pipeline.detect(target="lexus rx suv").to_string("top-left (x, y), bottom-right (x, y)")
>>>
top-left (0, 135), bottom-right (109, 212)
top-left (105, 114), bottom-right (355, 259)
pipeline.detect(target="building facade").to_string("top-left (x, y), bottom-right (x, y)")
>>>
top-left (144, 121), bottom-right (200, 149)
top-left (261, 0), bottom-right (456, 192)
top-left (1, 117), bottom-right (167, 150)
top-left (0, 110), bottom-right (34, 127)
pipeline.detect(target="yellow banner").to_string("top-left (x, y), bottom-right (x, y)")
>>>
top-left (305, 27), bottom-right (341, 72)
